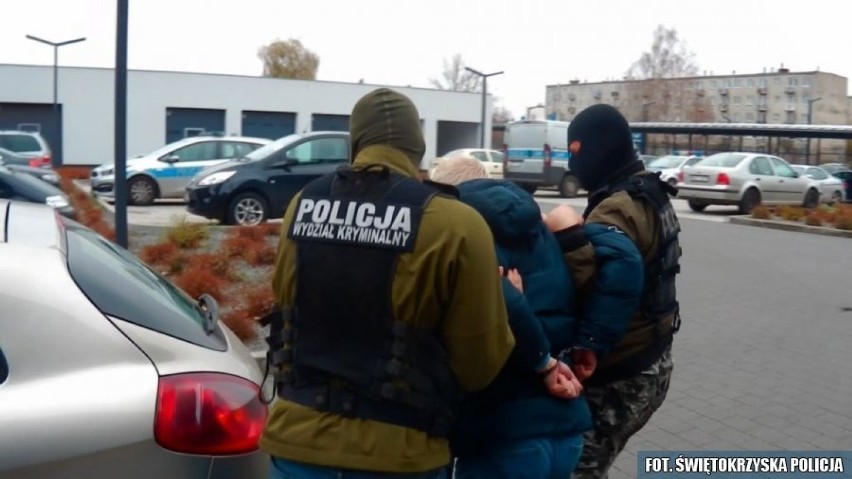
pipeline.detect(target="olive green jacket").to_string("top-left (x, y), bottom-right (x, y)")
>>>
top-left (260, 145), bottom-right (514, 473)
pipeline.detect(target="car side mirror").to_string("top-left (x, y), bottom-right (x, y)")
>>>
top-left (160, 154), bottom-right (179, 164)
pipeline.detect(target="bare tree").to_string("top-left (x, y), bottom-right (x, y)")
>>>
top-left (258, 38), bottom-right (319, 80)
top-left (429, 54), bottom-right (481, 92)
top-left (628, 25), bottom-right (698, 80)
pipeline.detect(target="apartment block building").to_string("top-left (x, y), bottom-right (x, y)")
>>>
top-left (545, 68), bottom-right (850, 161)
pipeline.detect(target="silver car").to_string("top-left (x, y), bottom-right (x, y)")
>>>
top-left (791, 165), bottom-right (845, 204)
top-left (0, 199), bottom-right (268, 478)
top-left (678, 152), bottom-right (821, 214)
top-left (90, 135), bottom-right (270, 206)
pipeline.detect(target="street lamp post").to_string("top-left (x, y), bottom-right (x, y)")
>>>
top-left (464, 67), bottom-right (503, 149)
top-left (806, 97), bottom-right (822, 165)
top-left (25, 35), bottom-right (86, 168)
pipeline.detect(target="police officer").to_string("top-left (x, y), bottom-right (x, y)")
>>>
top-left (545, 104), bottom-right (682, 479)
top-left (260, 88), bottom-right (515, 478)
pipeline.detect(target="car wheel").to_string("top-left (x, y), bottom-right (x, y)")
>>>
top-left (738, 188), bottom-right (761, 215)
top-left (520, 184), bottom-right (538, 195)
top-left (128, 176), bottom-right (158, 206)
top-left (227, 192), bottom-right (268, 226)
top-left (803, 188), bottom-right (820, 209)
top-left (559, 175), bottom-right (579, 198)
top-left (687, 200), bottom-right (707, 212)
top-left (831, 191), bottom-right (843, 204)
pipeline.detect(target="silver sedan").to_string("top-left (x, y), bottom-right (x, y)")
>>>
top-left (0, 200), bottom-right (268, 478)
top-left (678, 152), bottom-right (821, 213)
top-left (791, 165), bottom-right (845, 204)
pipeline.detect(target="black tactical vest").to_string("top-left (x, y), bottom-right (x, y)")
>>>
top-left (589, 173), bottom-right (683, 336)
top-left (265, 165), bottom-right (459, 437)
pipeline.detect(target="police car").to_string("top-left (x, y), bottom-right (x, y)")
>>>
top-left (90, 135), bottom-right (270, 206)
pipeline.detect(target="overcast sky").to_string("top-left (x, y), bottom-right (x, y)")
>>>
top-left (3, 0), bottom-right (850, 117)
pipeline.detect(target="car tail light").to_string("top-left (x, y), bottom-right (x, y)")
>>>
top-left (716, 172), bottom-right (731, 186)
top-left (543, 143), bottom-right (552, 168)
top-left (28, 155), bottom-right (51, 168)
top-left (155, 373), bottom-right (267, 456)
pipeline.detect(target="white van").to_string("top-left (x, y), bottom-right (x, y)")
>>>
top-left (502, 120), bottom-right (579, 197)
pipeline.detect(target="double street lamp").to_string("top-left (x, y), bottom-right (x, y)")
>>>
top-left (25, 34), bottom-right (87, 168)
top-left (464, 67), bottom-right (503, 149)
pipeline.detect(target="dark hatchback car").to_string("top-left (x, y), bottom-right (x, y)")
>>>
top-left (0, 166), bottom-right (75, 218)
top-left (186, 131), bottom-right (350, 226)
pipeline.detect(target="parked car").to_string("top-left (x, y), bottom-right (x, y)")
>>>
top-left (820, 163), bottom-right (851, 176)
top-left (90, 135), bottom-right (270, 206)
top-left (639, 154), bottom-right (659, 167)
top-left (430, 148), bottom-right (504, 178)
top-left (678, 152), bottom-right (821, 214)
top-left (0, 131), bottom-right (52, 167)
top-left (790, 165), bottom-right (845, 204)
top-left (186, 131), bottom-right (350, 226)
top-left (502, 120), bottom-right (578, 197)
top-left (832, 170), bottom-right (852, 203)
top-left (0, 166), bottom-right (75, 218)
top-left (646, 155), bottom-right (702, 185)
top-left (3, 164), bottom-right (60, 186)
top-left (0, 199), bottom-right (268, 478)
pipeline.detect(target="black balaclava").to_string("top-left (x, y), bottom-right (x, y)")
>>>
top-left (567, 104), bottom-right (639, 192)
top-left (349, 88), bottom-right (426, 168)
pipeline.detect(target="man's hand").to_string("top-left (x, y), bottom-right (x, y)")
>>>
top-left (543, 205), bottom-right (584, 232)
top-left (499, 267), bottom-right (524, 293)
top-left (570, 349), bottom-right (598, 382)
top-left (540, 358), bottom-right (583, 399)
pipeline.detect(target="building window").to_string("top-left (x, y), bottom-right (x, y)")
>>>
top-left (734, 79), bottom-right (741, 88)
top-left (801, 113), bottom-right (809, 123)
top-left (760, 78), bottom-right (768, 87)
top-left (711, 80), bottom-right (718, 88)
top-left (788, 77), bottom-right (798, 86)
top-left (747, 79), bottom-right (755, 87)
top-left (773, 113), bottom-right (781, 122)
top-left (746, 113), bottom-right (755, 122)
top-left (746, 95), bottom-right (754, 105)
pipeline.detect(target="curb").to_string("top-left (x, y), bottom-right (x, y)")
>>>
top-left (729, 216), bottom-right (852, 239)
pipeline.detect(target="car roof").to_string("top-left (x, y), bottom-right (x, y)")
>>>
top-left (0, 199), bottom-right (63, 249)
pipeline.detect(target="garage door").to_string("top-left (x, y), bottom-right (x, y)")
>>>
top-left (312, 114), bottom-right (349, 132)
top-left (0, 102), bottom-right (61, 163)
top-left (165, 108), bottom-right (225, 144)
top-left (241, 111), bottom-right (296, 140)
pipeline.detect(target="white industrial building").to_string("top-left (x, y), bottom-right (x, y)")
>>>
top-left (0, 64), bottom-right (490, 168)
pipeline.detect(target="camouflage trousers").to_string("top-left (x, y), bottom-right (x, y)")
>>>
top-left (571, 345), bottom-right (674, 479)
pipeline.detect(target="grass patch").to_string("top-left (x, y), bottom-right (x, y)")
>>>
top-left (165, 216), bottom-right (209, 249)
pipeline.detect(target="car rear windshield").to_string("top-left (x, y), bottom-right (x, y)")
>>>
top-left (65, 225), bottom-right (227, 350)
top-left (0, 135), bottom-right (41, 153)
top-left (698, 153), bottom-right (747, 168)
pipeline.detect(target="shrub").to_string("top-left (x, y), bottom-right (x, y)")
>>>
top-left (185, 253), bottom-right (231, 278)
top-left (222, 235), bottom-right (262, 259)
top-left (777, 205), bottom-right (806, 221)
top-left (751, 206), bottom-right (772, 220)
top-left (804, 212), bottom-right (823, 227)
top-left (168, 255), bottom-right (187, 275)
top-left (260, 222), bottom-right (281, 236)
top-left (140, 242), bottom-right (180, 266)
top-left (165, 217), bottom-right (209, 249)
top-left (233, 225), bottom-right (267, 242)
top-left (81, 207), bottom-right (104, 227)
top-left (835, 217), bottom-right (852, 231)
top-left (246, 243), bottom-right (277, 266)
top-left (172, 265), bottom-right (225, 301)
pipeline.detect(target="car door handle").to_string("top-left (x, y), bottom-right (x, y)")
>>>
top-left (756, 177), bottom-right (761, 181)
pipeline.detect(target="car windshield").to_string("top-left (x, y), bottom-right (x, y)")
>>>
top-left (649, 156), bottom-right (687, 168)
top-left (64, 224), bottom-right (227, 350)
top-left (243, 134), bottom-right (303, 161)
top-left (0, 134), bottom-right (41, 153)
top-left (698, 153), bottom-right (748, 168)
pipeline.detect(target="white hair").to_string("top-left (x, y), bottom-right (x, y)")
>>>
top-left (430, 155), bottom-right (490, 185)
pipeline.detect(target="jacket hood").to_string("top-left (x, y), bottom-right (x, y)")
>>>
top-left (349, 88), bottom-right (425, 168)
top-left (457, 179), bottom-right (541, 244)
